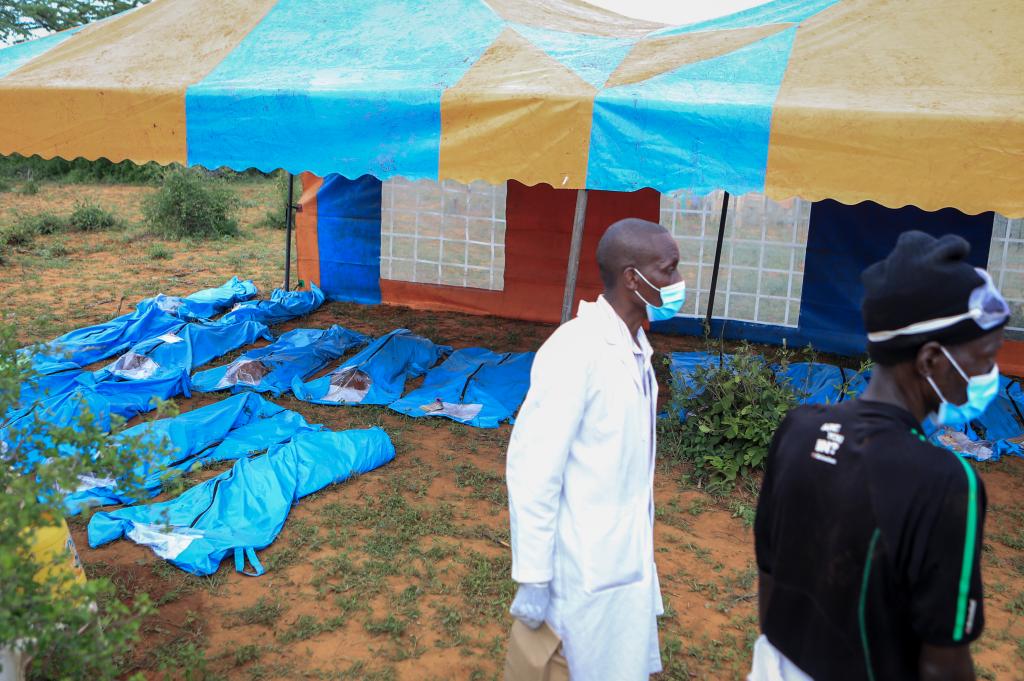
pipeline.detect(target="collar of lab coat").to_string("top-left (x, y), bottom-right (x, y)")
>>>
top-left (578, 296), bottom-right (653, 388)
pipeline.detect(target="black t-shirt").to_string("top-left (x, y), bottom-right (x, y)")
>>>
top-left (755, 399), bottom-right (986, 681)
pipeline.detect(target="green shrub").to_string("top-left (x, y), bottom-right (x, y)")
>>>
top-left (142, 168), bottom-right (240, 239)
top-left (660, 342), bottom-right (800, 491)
top-left (68, 201), bottom-right (120, 232)
top-left (19, 177), bottom-right (39, 195)
top-left (0, 321), bottom-right (171, 679)
top-left (146, 243), bottom-right (173, 260)
top-left (0, 176), bottom-right (11, 192)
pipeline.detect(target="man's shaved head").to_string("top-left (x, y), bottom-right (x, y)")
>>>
top-left (597, 218), bottom-right (673, 289)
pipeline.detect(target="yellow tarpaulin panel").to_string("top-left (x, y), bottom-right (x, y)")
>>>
top-left (765, 0), bottom-right (1024, 217)
top-left (439, 27), bottom-right (596, 189)
top-left (0, 0), bottom-right (276, 165)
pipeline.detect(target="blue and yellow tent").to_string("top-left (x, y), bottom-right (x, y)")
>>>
top-left (0, 0), bottom-right (1020, 216)
top-left (1, 0), bottom-right (1022, 365)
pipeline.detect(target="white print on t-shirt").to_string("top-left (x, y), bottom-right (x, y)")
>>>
top-left (966, 599), bottom-right (977, 635)
top-left (811, 423), bottom-right (845, 465)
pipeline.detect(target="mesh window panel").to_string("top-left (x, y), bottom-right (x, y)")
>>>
top-left (381, 178), bottom-right (506, 291)
top-left (988, 215), bottom-right (1024, 338)
top-left (661, 191), bottom-right (811, 327)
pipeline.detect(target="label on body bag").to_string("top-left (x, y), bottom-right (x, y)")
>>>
top-left (504, 620), bottom-right (569, 681)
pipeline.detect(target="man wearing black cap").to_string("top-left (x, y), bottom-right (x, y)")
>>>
top-left (750, 231), bottom-right (1010, 681)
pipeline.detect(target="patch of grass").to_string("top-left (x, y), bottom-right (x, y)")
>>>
top-left (458, 550), bottom-right (515, 623)
top-left (227, 597), bottom-right (287, 628)
top-left (147, 243), bottom-right (173, 260)
top-left (278, 613), bottom-right (348, 644)
top-left (453, 462), bottom-right (507, 507)
top-left (37, 239), bottom-right (70, 259)
top-left (19, 177), bottom-right (39, 195)
top-left (233, 644), bottom-right (262, 666)
top-left (728, 499), bottom-right (756, 527)
top-left (364, 613), bottom-right (408, 638)
top-left (1008, 591), bottom-right (1024, 617)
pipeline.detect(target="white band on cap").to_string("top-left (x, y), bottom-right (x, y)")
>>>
top-left (867, 309), bottom-right (982, 343)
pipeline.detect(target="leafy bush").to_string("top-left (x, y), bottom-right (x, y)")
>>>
top-left (67, 201), bottom-right (120, 232)
top-left (19, 178), bottom-right (39, 195)
top-left (0, 176), bottom-right (12, 192)
top-left (142, 168), bottom-right (240, 239)
top-left (0, 321), bottom-right (171, 679)
top-left (660, 343), bottom-right (800, 491)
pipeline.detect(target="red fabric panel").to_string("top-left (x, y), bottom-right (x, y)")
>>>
top-left (999, 340), bottom-right (1024, 379)
top-left (381, 182), bottom-right (659, 323)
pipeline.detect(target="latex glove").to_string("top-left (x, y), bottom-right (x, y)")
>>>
top-left (509, 582), bottom-right (551, 630)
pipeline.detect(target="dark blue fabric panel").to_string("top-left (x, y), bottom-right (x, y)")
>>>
top-left (316, 174), bottom-right (383, 304)
top-left (799, 200), bottom-right (995, 355)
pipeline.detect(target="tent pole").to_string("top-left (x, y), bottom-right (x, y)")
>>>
top-left (283, 172), bottom-right (295, 291)
top-left (704, 191), bottom-right (730, 331)
top-left (561, 189), bottom-right (589, 324)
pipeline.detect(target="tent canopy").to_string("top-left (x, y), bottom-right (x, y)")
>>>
top-left (0, 0), bottom-right (1021, 216)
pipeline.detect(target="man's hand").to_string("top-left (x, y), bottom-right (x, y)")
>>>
top-left (509, 582), bottom-right (551, 629)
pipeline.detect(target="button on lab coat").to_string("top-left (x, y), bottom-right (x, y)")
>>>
top-left (507, 296), bottom-right (663, 681)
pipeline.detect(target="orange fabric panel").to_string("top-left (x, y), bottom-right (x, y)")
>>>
top-left (381, 182), bottom-right (659, 324)
top-left (765, 0), bottom-right (1024, 217)
top-left (295, 172), bottom-right (323, 288)
top-left (0, 0), bottom-right (277, 165)
top-left (999, 340), bottom-right (1024, 380)
top-left (439, 28), bottom-right (596, 190)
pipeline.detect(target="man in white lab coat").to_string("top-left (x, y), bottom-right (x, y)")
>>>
top-left (506, 218), bottom-right (685, 680)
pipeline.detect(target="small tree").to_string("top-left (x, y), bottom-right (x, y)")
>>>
top-left (0, 321), bottom-right (168, 680)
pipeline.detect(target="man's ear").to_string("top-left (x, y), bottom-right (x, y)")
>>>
top-left (915, 341), bottom-right (944, 378)
top-left (621, 266), bottom-right (639, 292)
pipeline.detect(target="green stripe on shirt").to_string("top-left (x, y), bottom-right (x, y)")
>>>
top-left (952, 456), bottom-right (979, 642)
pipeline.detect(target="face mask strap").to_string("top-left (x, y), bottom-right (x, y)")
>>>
top-left (925, 374), bottom-right (950, 406)
top-left (939, 346), bottom-right (971, 383)
top-left (630, 267), bottom-right (660, 308)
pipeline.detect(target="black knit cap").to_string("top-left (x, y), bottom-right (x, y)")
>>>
top-left (861, 231), bottom-right (999, 365)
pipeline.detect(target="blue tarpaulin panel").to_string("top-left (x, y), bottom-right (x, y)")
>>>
top-left (292, 329), bottom-right (449, 406)
top-left (24, 301), bottom-right (182, 369)
top-left (20, 278), bottom-right (256, 370)
top-left (185, 0), bottom-right (504, 180)
top-left (88, 427), bottom-right (395, 576)
top-left (97, 320), bottom-right (271, 384)
top-left (313, 175), bottom-right (384, 304)
top-left (63, 393), bottom-right (318, 514)
top-left (190, 326), bottom-right (368, 397)
top-left (215, 284), bottom-right (325, 326)
top-left (154, 276), bottom-right (258, 322)
top-left (388, 348), bottom-right (534, 429)
top-left (588, 26), bottom-right (798, 195)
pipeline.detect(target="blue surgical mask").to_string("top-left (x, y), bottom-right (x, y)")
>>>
top-left (631, 268), bottom-right (686, 322)
top-left (926, 347), bottom-right (1000, 426)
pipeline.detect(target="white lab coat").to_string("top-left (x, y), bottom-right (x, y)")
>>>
top-left (507, 295), bottom-right (663, 681)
